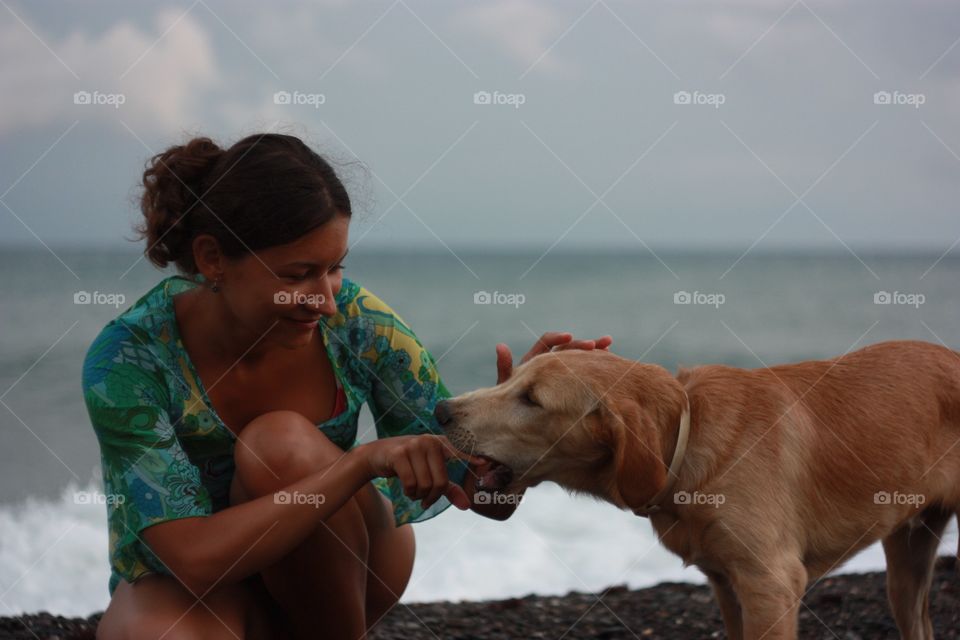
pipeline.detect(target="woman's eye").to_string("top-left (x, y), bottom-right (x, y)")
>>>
top-left (284, 264), bottom-right (343, 281)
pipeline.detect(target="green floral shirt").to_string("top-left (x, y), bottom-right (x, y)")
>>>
top-left (81, 275), bottom-right (467, 597)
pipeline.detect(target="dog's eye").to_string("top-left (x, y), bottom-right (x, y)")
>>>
top-left (522, 388), bottom-right (540, 408)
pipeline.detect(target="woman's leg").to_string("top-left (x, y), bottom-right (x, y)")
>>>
top-left (353, 483), bottom-right (416, 628)
top-left (231, 410), bottom-right (417, 640)
top-left (95, 572), bottom-right (277, 640)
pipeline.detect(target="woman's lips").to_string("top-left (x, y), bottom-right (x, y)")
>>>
top-left (283, 316), bottom-right (319, 330)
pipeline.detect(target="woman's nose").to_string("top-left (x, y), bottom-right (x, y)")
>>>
top-left (306, 282), bottom-right (337, 316)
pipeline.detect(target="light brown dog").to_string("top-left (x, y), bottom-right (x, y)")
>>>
top-left (435, 340), bottom-right (960, 640)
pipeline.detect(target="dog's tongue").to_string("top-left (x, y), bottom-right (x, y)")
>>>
top-left (477, 460), bottom-right (514, 490)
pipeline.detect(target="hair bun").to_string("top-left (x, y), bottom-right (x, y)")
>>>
top-left (131, 131), bottom-right (352, 276)
top-left (136, 137), bottom-right (224, 269)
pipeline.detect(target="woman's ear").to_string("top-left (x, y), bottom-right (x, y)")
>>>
top-left (597, 399), bottom-right (667, 511)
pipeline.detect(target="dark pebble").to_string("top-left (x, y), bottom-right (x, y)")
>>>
top-left (1, 556), bottom-right (956, 639)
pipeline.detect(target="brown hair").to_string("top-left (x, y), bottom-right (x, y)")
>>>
top-left (133, 133), bottom-right (352, 276)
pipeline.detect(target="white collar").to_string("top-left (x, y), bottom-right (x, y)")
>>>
top-left (632, 388), bottom-right (691, 517)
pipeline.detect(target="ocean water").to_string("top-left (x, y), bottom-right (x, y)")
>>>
top-left (0, 246), bottom-right (957, 616)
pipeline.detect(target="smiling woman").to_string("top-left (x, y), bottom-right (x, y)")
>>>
top-left (81, 132), bottom-right (610, 640)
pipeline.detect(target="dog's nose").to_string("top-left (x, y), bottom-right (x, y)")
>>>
top-left (434, 400), bottom-right (453, 426)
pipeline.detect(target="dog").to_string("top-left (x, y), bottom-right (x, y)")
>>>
top-left (435, 340), bottom-right (960, 639)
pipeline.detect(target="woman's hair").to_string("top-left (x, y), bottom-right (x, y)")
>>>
top-left (133, 133), bottom-right (352, 275)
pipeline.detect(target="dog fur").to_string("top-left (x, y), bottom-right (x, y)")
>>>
top-left (437, 340), bottom-right (960, 639)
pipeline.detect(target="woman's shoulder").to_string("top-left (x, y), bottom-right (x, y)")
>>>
top-left (333, 277), bottom-right (408, 326)
top-left (326, 277), bottom-right (430, 371)
top-left (82, 275), bottom-right (189, 393)
top-left (329, 277), bottom-right (426, 355)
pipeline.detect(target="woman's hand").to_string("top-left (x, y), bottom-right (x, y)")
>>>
top-left (358, 434), bottom-right (484, 510)
top-left (495, 331), bottom-right (613, 383)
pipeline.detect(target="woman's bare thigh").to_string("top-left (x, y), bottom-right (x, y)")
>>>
top-left (96, 572), bottom-right (290, 640)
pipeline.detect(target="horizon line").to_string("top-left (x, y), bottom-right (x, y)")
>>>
top-left (0, 242), bottom-right (958, 258)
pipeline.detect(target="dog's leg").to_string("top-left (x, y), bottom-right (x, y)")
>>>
top-left (729, 556), bottom-right (807, 640)
top-left (881, 505), bottom-right (952, 640)
top-left (705, 570), bottom-right (743, 640)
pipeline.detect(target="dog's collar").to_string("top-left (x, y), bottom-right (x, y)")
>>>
top-left (632, 388), bottom-right (691, 518)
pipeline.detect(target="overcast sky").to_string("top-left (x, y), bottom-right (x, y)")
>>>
top-left (1, 0), bottom-right (958, 253)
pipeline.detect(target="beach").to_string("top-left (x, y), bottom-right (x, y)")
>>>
top-left (2, 556), bottom-right (957, 639)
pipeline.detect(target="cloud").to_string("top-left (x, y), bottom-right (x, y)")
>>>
top-left (451, 0), bottom-right (566, 75)
top-left (0, 7), bottom-right (218, 135)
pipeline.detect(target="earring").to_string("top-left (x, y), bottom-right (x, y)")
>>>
top-left (210, 278), bottom-right (221, 293)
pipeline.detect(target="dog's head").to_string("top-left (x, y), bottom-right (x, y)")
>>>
top-left (436, 349), bottom-right (686, 510)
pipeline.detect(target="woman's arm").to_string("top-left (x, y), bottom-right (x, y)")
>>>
top-left (346, 282), bottom-right (613, 523)
top-left (143, 434), bottom-right (477, 596)
top-left (352, 285), bottom-right (475, 522)
top-left (495, 331), bottom-right (614, 383)
top-left (142, 447), bottom-right (371, 596)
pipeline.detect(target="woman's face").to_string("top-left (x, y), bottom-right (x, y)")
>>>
top-left (220, 214), bottom-right (350, 348)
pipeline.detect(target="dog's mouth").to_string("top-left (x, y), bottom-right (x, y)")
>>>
top-left (472, 454), bottom-right (514, 491)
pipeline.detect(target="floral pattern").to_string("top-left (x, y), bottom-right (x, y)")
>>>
top-left (82, 274), bottom-right (466, 597)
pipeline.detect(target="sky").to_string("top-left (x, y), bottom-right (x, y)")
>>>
top-left (0, 0), bottom-right (958, 253)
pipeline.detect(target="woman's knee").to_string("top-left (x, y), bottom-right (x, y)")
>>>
top-left (232, 410), bottom-right (344, 496)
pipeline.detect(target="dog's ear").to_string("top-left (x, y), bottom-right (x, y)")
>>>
top-left (595, 399), bottom-right (667, 510)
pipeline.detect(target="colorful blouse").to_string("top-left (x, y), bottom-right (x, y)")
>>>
top-left (81, 274), bottom-right (467, 597)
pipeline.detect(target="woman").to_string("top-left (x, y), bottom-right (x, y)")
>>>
top-left (81, 133), bottom-right (612, 639)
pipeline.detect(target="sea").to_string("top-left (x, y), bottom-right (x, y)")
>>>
top-left (0, 246), bottom-right (957, 616)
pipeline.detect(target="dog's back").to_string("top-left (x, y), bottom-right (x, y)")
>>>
top-left (677, 339), bottom-right (960, 576)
